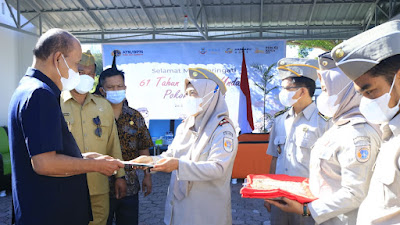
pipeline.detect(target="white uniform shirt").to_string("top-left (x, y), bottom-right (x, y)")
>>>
top-left (308, 119), bottom-right (381, 225)
top-left (356, 114), bottom-right (400, 225)
top-left (152, 122), bottom-right (238, 225)
top-left (267, 102), bottom-right (330, 177)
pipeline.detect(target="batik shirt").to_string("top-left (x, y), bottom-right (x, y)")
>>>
top-left (109, 100), bottom-right (153, 197)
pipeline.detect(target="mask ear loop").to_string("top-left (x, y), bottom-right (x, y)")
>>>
top-left (61, 54), bottom-right (71, 70)
top-left (329, 81), bottom-right (353, 106)
top-left (389, 74), bottom-right (397, 94)
top-left (292, 87), bottom-right (303, 102)
top-left (388, 74), bottom-right (400, 109)
top-left (199, 85), bottom-right (219, 110)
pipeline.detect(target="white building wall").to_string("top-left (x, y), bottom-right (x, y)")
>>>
top-left (0, 27), bottom-right (38, 126)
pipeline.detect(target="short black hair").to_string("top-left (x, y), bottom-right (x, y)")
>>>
top-left (98, 67), bottom-right (125, 88)
top-left (33, 28), bottom-right (77, 60)
top-left (367, 54), bottom-right (400, 85)
top-left (285, 76), bottom-right (316, 97)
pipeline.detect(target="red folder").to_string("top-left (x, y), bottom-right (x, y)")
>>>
top-left (240, 174), bottom-right (317, 204)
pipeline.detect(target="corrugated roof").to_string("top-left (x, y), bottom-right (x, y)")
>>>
top-left (6, 0), bottom-right (400, 42)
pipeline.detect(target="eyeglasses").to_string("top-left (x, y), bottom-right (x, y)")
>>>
top-left (93, 116), bottom-right (102, 137)
top-left (281, 86), bottom-right (305, 90)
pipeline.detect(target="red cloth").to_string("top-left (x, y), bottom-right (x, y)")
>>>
top-left (240, 174), bottom-right (317, 204)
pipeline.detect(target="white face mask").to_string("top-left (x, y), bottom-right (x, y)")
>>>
top-left (75, 75), bottom-right (95, 94)
top-left (359, 74), bottom-right (400, 124)
top-left (316, 82), bottom-right (351, 118)
top-left (182, 88), bottom-right (216, 117)
top-left (56, 54), bottom-right (80, 91)
top-left (279, 88), bottom-right (300, 107)
top-left (105, 90), bottom-right (126, 104)
top-left (183, 96), bottom-right (203, 117)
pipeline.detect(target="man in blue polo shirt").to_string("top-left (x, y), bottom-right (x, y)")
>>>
top-left (8, 28), bottom-right (124, 225)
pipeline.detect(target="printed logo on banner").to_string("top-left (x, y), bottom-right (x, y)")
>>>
top-left (111, 49), bottom-right (121, 56)
top-left (225, 48), bottom-right (233, 54)
top-left (254, 48), bottom-right (265, 54)
top-left (120, 49), bottom-right (144, 56)
top-left (200, 48), bottom-right (207, 54)
top-left (265, 45), bottom-right (279, 54)
top-left (199, 48), bottom-right (221, 55)
top-left (234, 48), bottom-right (252, 54)
top-left (208, 48), bottom-right (221, 54)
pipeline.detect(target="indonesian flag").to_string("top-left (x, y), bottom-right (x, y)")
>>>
top-left (238, 49), bottom-right (254, 133)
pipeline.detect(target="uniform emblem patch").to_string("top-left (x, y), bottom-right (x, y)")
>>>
top-left (223, 137), bottom-right (233, 152)
top-left (356, 146), bottom-right (370, 163)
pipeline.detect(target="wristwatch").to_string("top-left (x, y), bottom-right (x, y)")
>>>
top-left (302, 203), bottom-right (311, 217)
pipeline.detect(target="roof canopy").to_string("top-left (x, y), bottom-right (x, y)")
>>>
top-left (5, 0), bottom-right (400, 43)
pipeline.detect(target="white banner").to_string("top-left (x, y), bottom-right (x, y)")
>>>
top-left (102, 40), bottom-right (286, 131)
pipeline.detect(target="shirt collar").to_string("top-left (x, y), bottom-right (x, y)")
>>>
top-left (26, 67), bottom-right (61, 97)
top-left (61, 90), bottom-right (98, 105)
top-left (123, 99), bottom-right (129, 108)
top-left (287, 107), bottom-right (294, 117)
top-left (287, 102), bottom-right (315, 121)
top-left (386, 113), bottom-right (400, 138)
top-left (302, 102), bottom-right (316, 121)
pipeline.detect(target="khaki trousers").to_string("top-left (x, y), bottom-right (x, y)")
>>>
top-left (89, 193), bottom-right (110, 225)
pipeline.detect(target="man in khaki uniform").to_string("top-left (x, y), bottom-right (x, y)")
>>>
top-left (331, 19), bottom-right (400, 225)
top-left (265, 58), bottom-right (330, 225)
top-left (60, 50), bottom-right (126, 225)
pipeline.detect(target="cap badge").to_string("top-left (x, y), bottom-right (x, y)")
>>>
top-left (279, 61), bottom-right (286, 66)
top-left (193, 72), bottom-right (198, 77)
top-left (322, 61), bottom-right (328, 66)
top-left (335, 48), bottom-right (344, 58)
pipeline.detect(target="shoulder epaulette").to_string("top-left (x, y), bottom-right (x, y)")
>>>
top-left (219, 118), bottom-right (230, 126)
top-left (274, 108), bottom-right (289, 118)
top-left (318, 112), bottom-right (331, 122)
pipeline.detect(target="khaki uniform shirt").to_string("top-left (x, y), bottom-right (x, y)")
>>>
top-left (267, 102), bottom-right (330, 177)
top-left (356, 114), bottom-right (400, 225)
top-left (308, 118), bottom-right (381, 225)
top-left (60, 91), bottom-right (125, 196)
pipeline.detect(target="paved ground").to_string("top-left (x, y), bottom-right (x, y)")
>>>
top-left (0, 172), bottom-right (271, 225)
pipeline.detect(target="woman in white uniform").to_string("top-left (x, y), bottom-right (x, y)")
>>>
top-left (266, 52), bottom-right (381, 225)
top-left (132, 68), bottom-right (238, 225)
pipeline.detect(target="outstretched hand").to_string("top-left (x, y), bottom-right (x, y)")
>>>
top-left (264, 197), bottom-right (304, 215)
top-left (152, 157), bottom-right (179, 173)
top-left (130, 156), bottom-right (153, 170)
top-left (94, 157), bottom-right (124, 176)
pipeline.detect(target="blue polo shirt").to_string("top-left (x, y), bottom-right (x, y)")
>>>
top-left (8, 68), bottom-right (92, 225)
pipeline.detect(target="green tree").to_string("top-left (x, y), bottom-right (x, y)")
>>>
top-left (288, 40), bottom-right (342, 51)
top-left (288, 40), bottom-right (343, 57)
top-left (298, 46), bottom-right (312, 58)
top-left (251, 63), bottom-right (278, 133)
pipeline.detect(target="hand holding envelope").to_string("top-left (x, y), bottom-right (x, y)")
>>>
top-left (127, 156), bottom-right (154, 169)
top-left (127, 156), bottom-right (179, 173)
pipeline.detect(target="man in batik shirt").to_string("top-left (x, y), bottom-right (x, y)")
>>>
top-left (99, 55), bottom-right (154, 225)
